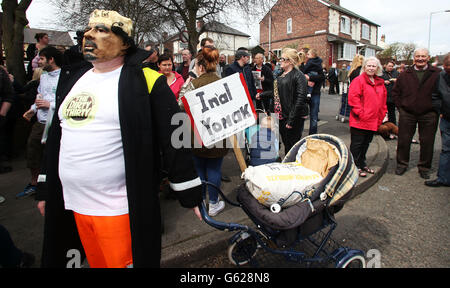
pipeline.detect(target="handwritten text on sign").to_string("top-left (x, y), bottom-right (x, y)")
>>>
top-left (184, 73), bottom-right (256, 147)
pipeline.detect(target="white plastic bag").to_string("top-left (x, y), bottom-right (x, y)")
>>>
top-left (243, 162), bottom-right (323, 209)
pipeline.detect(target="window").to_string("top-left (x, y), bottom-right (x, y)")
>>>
top-left (365, 48), bottom-right (375, 58)
top-left (287, 18), bottom-right (292, 34)
top-left (340, 16), bottom-right (350, 34)
top-left (338, 43), bottom-right (357, 60)
top-left (273, 49), bottom-right (282, 58)
top-left (362, 24), bottom-right (370, 40)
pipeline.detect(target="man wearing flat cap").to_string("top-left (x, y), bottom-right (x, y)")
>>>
top-left (225, 47), bottom-right (258, 104)
top-left (37, 9), bottom-right (202, 268)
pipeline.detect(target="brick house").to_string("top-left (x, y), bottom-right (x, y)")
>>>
top-left (163, 21), bottom-right (250, 65)
top-left (259, 0), bottom-right (382, 68)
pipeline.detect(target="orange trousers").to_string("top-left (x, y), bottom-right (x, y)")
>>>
top-left (73, 212), bottom-right (133, 268)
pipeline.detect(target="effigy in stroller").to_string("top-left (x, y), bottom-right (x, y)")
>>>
top-left (199, 134), bottom-right (366, 267)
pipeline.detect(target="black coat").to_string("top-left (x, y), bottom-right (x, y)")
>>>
top-left (39, 49), bottom-right (202, 268)
top-left (252, 64), bottom-right (274, 92)
top-left (277, 68), bottom-right (309, 126)
top-left (381, 69), bottom-right (400, 104)
top-left (328, 68), bottom-right (338, 82)
top-left (303, 57), bottom-right (325, 95)
top-left (225, 61), bottom-right (257, 100)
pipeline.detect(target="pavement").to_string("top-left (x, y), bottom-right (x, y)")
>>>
top-left (0, 91), bottom-right (389, 268)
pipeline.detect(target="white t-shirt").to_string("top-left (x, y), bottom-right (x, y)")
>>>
top-left (58, 66), bottom-right (128, 216)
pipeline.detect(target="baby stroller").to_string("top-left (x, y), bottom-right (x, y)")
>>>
top-left (199, 134), bottom-right (365, 268)
top-left (336, 82), bottom-right (352, 123)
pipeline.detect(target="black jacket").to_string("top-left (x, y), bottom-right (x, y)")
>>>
top-left (381, 69), bottom-right (400, 104)
top-left (277, 68), bottom-right (309, 126)
top-left (349, 66), bottom-right (362, 83)
top-left (434, 70), bottom-right (450, 120)
top-left (303, 57), bottom-right (325, 95)
top-left (0, 68), bottom-right (14, 105)
top-left (225, 61), bottom-right (257, 100)
top-left (252, 64), bottom-right (274, 92)
top-left (328, 67), bottom-right (338, 82)
top-left (39, 49), bottom-right (202, 268)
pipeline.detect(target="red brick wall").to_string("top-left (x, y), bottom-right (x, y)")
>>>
top-left (260, 0), bottom-right (331, 67)
top-left (260, 0), bottom-right (329, 46)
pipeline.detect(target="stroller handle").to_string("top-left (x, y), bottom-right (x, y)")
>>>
top-left (201, 181), bottom-right (241, 207)
top-left (199, 181), bottom-right (249, 232)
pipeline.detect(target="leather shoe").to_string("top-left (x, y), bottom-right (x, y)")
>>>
top-left (424, 179), bottom-right (450, 187)
top-left (419, 170), bottom-right (430, 179)
top-left (395, 166), bottom-right (406, 175)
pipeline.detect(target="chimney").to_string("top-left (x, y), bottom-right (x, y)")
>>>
top-left (381, 34), bottom-right (386, 42)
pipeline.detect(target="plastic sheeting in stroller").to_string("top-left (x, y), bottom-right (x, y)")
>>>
top-left (199, 134), bottom-right (366, 268)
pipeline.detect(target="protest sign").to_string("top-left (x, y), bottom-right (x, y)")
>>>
top-left (181, 73), bottom-right (257, 147)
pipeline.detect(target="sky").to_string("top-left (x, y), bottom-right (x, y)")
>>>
top-left (18, 0), bottom-right (450, 56)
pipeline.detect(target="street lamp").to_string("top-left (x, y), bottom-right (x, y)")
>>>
top-left (428, 10), bottom-right (450, 52)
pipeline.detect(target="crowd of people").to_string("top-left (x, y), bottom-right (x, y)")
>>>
top-left (0, 8), bottom-right (449, 268)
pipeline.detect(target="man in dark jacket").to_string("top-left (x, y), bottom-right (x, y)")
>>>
top-left (393, 48), bottom-right (441, 179)
top-left (37, 9), bottom-right (202, 268)
top-left (327, 63), bottom-right (339, 94)
top-left (175, 48), bottom-right (192, 81)
top-left (225, 48), bottom-right (257, 105)
top-left (304, 49), bottom-right (325, 135)
top-left (381, 60), bottom-right (400, 125)
top-left (252, 53), bottom-right (274, 112)
top-left (425, 53), bottom-right (450, 187)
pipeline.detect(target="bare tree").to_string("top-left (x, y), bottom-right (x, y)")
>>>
top-left (49, 0), bottom-right (168, 45)
top-left (1, 0), bottom-right (33, 85)
top-left (49, 0), bottom-right (311, 57)
top-left (377, 42), bottom-right (417, 63)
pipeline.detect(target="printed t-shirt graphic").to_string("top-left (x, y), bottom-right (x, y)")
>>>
top-left (61, 91), bottom-right (98, 127)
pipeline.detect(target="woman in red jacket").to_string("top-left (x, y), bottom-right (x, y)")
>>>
top-left (158, 53), bottom-right (185, 100)
top-left (348, 56), bottom-right (387, 177)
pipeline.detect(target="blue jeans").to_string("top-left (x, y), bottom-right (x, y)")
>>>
top-left (437, 118), bottom-right (450, 185)
top-left (192, 156), bottom-right (223, 203)
top-left (309, 93), bottom-right (321, 135)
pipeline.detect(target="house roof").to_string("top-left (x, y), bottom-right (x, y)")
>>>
top-left (319, 0), bottom-right (380, 27)
top-left (203, 21), bottom-right (250, 38)
top-left (24, 28), bottom-right (75, 47)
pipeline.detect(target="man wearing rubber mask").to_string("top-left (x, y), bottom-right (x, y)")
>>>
top-left (37, 9), bottom-right (202, 268)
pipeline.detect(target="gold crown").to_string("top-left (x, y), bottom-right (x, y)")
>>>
top-left (88, 9), bottom-right (133, 37)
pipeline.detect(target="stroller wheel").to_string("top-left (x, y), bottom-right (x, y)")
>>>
top-left (228, 232), bottom-right (258, 266)
top-left (338, 255), bottom-right (366, 268)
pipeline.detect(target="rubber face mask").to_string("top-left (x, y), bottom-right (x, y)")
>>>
top-left (82, 23), bottom-right (129, 63)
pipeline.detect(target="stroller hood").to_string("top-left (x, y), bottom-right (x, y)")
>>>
top-left (283, 134), bottom-right (359, 207)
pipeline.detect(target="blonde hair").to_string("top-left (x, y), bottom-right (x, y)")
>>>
top-left (282, 48), bottom-right (300, 67)
top-left (297, 51), bottom-right (306, 64)
top-left (349, 54), bottom-right (365, 76)
top-left (362, 56), bottom-right (383, 77)
top-left (32, 68), bottom-right (43, 82)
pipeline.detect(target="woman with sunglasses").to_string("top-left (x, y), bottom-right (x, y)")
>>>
top-left (274, 48), bottom-right (309, 155)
